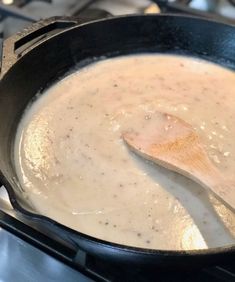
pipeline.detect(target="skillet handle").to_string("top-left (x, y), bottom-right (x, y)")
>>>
top-left (0, 16), bottom-right (80, 77)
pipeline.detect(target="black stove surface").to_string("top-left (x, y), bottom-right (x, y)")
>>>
top-left (0, 1), bottom-right (235, 281)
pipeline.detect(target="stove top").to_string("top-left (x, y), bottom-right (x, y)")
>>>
top-left (0, 1), bottom-right (235, 281)
top-left (1, 0), bottom-right (235, 38)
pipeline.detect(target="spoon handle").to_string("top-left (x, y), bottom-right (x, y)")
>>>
top-left (124, 136), bottom-right (235, 212)
top-left (122, 111), bottom-right (235, 212)
top-left (184, 158), bottom-right (235, 212)
top-left (171, 145), bottom-right (235, 211)
top-left (207, 181), bottom-right (235, 211)
top-left (155, 153), bottom-right (235, 211)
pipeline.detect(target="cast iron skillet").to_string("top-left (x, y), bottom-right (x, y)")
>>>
top-left (0, 14), bottom-right (235, 268)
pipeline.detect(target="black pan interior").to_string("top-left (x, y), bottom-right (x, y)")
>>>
top-left (0, 15), bottom-right (235, 266)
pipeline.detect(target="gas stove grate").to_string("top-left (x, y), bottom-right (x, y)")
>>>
top-left (0, 1), bottom-right (235, 40)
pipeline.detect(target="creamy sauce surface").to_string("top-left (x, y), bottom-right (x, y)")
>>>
top-left (15, 55), bottom-right (235, 250)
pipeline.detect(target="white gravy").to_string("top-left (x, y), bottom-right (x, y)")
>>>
top-left (14, 55), bottom-right (235, 250)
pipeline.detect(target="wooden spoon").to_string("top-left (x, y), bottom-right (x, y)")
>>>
top-left (122, 112), bottom-right (235, 211)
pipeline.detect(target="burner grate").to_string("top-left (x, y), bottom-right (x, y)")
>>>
top-left (154, 0), bottom-right (235, 24)
top-left (0, 3), bottom-right (38, 21)
top-left (0, 0), bottom-right (98, 39)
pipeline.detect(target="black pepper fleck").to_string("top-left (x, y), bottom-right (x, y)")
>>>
top-left (145, 115), bottom-right (151, 120)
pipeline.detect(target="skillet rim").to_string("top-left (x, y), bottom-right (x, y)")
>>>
top-left (0, 13), bottom-right (235, 259)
